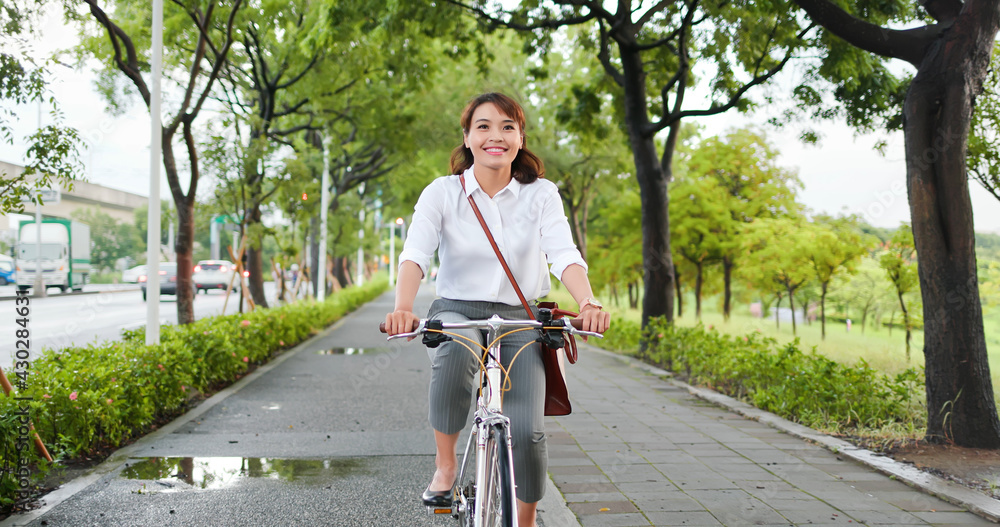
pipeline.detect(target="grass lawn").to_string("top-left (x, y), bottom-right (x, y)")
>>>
top-left (544, 285), bottom-right (1000, 396)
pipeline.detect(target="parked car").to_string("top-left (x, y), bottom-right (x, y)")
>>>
top-left (122, 264), bottom-right (146, 284)
top-left (193, 260), bottom-right (242, 293)
top-left (0, 255), bottom-right (15, 286)
top-left (139, 262), bottom-right (195, 301)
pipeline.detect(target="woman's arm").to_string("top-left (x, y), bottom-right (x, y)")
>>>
top-left (560, 263), bottom-right (610, 334)
top-left (384, 261), bottom-right (424, 336)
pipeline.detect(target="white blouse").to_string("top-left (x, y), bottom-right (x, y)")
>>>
top-left (398, 165), bottom-right (587, 306)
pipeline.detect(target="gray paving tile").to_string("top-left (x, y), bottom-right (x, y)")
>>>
top-left (668, 474), bottom-right (740, 491)
top-left (910, 511), bottom-right (998, 525)
top-left (553, 474), bottom-right (613, 484)
top-left (615, 480), bottom-right (682, 495)
top-left (579, 512), bottom-right (651, 526)
top-left (644, 511), bottom-right (722, 525)
top-left (564, 492), bottom-right (631, 502)
top-left (684, 489), bottom-right (788, 525)
top-left (632, 496), bottom-right (708, 512)
top-left (570, 501), bottom-right (640, 514)
top-left (842, 508), bottom-right (930, 525)
top-left (873, 490), bottom-right (965, 512)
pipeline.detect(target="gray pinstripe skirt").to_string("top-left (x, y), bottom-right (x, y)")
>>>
top-left (426, 297), bottom-right (547, 503)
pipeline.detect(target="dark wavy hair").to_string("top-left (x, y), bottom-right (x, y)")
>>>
top-left (449, 92), bottom-right (545, 183)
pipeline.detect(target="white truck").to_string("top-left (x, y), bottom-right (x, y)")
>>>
top-left (16, 219), bottom-right (91, 293)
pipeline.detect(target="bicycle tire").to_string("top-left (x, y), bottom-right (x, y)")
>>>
top-left (455, 429), bottom-right (477, 527)
top-left (481, 423), bottom-right (516, 527)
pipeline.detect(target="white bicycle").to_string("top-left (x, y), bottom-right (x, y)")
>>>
top-left (381, 308), bottom-right (601, 527)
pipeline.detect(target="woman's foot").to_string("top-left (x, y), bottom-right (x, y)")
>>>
top-left (422, 467), bottom-right (457, 507)
top-left (427, 466), bottom-right (456, 492)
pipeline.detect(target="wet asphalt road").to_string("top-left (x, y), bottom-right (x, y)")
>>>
top-left (19, 285), bottom-right (462, 526)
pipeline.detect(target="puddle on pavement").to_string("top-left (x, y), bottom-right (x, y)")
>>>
top-left (316, 347), bottom-right (391, 355)
top-left (120, 457), bottom-right (370, 491)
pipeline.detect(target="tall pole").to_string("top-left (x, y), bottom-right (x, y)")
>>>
top-left (356, 210), bottom-right (364, 287)
top-left (145, 0), bottom-right (163, 346)
top-left (317, 137), bottom-right (330, 301)
top-left (389, 225), bottom-right (395, 287)
top-left (32, 101), bottom-right (46, 298)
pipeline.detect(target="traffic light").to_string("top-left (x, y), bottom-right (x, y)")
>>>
top-left (302, 192), bottom-right (308, 201)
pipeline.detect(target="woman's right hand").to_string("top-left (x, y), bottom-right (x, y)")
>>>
top-left (384, 309), bottom-right (421, 337)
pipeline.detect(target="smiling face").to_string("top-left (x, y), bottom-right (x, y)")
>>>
top-left (463, 102), bottom-right (523, 175)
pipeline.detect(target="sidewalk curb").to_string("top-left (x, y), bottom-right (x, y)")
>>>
top-left (539, 476), bottom-right (582, 527)
top-left (1, 310), bottom-right (360, 527)
top-left (585, 345), bottom-right (1000, 523)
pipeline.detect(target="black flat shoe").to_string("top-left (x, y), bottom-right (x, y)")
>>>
top-left (422, 487), bottom-right (453, 507)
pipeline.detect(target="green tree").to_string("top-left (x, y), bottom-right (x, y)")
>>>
top-left (0, 1), bottom-right (83, 214)
top-left (669, 176), bottom-right (730, 319)
top-left (685, 127), bottom-right (803, 320)
top-left (70, 207), bottom-right (140, 272)
top-left (968, 46), bottom-right (1000, 203)
top-left (804, 215), bottom-right (873, 339)
top-left (210, 0), bottom-right (323, 307)
top-left (879, 224), bottom-right (919, 362)
top-left (793, 0), bottom-right (1000, 448)
top-left (72, 0), bottom-right (244, 324)
top-left (587, 186), bottom-right (643, 309)
top-left (829, 257), bottom-right (892, 334)
top-left (451, 1), bottom-right (815, 337)
top-left (743, 218), bottom-right (812, 335)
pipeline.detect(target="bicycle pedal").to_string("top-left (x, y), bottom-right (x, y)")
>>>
top-left (426, 506), bottom-right (452, 515)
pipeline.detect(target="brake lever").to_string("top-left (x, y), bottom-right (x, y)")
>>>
top-left (385, 320), bottom-right (428, 341)
top-left (386, 332), bottom-right (421, 341)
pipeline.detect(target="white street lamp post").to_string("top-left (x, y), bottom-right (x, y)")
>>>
top-left (146, 0), bottom-right (163, 345)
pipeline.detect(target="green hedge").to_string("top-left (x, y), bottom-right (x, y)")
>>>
top-left (590, 318), bottom-right (926, 432)
top-left (0, 279), bottom-right (388, 507)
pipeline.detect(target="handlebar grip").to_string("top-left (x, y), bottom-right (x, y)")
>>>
top-left (379, 321), bottom-right (420, 334)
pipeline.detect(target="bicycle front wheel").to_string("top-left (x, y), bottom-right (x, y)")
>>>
top-left (479, 423), bottom-right (516, 527)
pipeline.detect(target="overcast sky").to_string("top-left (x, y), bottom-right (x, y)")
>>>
top-left (2, 7), bottom-right (999, 234)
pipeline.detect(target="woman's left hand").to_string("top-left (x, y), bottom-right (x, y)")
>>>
top-left (578, 305), bottom-right (610, 340)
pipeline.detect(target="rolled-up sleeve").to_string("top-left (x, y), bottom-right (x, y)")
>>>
top-left (539, 184), bottom-right (587, 280)
top-left (398, 180), bottom-right (444, 277)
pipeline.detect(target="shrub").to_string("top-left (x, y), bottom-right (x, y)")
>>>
top-left (0, 279), bottom-right (388, 506)
top-left (589, 317), bottom-right (925, 432)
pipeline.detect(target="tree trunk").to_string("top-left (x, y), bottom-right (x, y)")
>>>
top-left (310, 215), bottom-right (320, 298)
top-left (820, 282), bottom-right (828, 340)
top-left (787, 287), bottom-right (798, 335)
top-left (694, 261), bottom-right (703, 320)
top-left (905, 15), bottom-right (1000, 447)
top-left (722, 257), bottom-right (734, 321)
top-left (245, 204), bottom-right (269, 308)
top-left (774, 295), bottom-right (781, 330)
top-left (897, 291), bottom-right (911, 361)
top-left (674, 264), bottom-right (683, 318)
top-left (174, 198), bottom-right (196, 324)
top-left (621, 46), bottom-right (674, 335)
top-left (333, 255), bottom-right (350, 288)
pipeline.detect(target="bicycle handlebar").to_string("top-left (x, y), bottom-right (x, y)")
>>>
top-left (379, 317), bottom-right (603, 340)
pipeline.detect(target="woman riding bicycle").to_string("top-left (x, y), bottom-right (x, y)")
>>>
top-left (384, 92), bottom-right (611, 527)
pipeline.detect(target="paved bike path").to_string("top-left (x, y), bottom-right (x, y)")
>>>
top-left (547, 346), bottom-right (997, 526)
top-left (5, 286), bottom-right (997, 526)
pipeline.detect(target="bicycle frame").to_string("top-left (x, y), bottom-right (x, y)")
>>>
top-left (385, 312), bottom-right (602, 527)
top-left (464, 315), bottom-right (519, 527)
